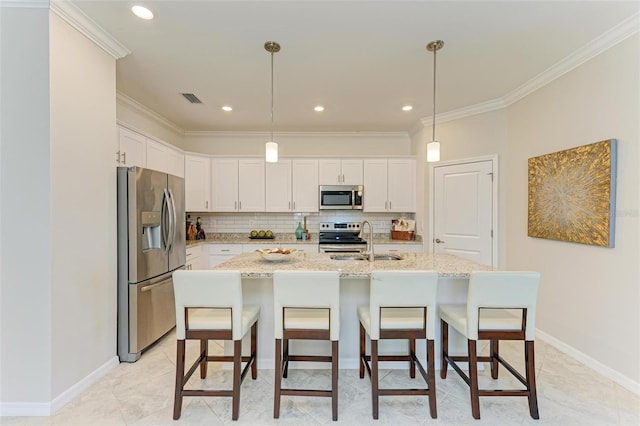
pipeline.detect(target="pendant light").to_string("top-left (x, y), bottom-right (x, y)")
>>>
top-left (264, 41), bottom-right (280, 163)
top-left (426, 40), bottom-right (444, 162)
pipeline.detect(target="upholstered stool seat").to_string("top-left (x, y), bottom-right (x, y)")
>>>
top-left (358, 270), bottom-right (439, 419)
top-left (439, 271), bottom-right (541, 420)
top-left (172, 270), bottom-right (259, 421)
top-left (272, 270), bottom-right (341, 421)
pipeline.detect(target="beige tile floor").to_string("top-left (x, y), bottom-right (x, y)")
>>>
top-left (2, 331), bottom-right (639, 426)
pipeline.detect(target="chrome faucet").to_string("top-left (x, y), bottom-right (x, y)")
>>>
top-left (361, 220), bottom-right (374, 262)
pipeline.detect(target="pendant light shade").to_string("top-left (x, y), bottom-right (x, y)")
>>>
top-left (264, 41), bottom-right (280, 163)
top-left (265, 141), bottom-right (278, 162)
top-left (426, 40), bottom-right (444, 163)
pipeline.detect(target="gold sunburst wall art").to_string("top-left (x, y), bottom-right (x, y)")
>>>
top-left (528, 139), bottom-right (617, 247)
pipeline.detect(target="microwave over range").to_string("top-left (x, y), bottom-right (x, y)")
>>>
top-left (319, 185), bottom-right (364, 210)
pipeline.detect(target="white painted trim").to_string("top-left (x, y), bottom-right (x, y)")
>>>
top-left (504, 12), bottom-right (640, 106)
top-left (49, 0), bottom-right (130, 59)
top-left (537, 329), bottom-right (640, 396)
top-left (428, 155), bottom-right (499, 267)
top-left (117, 91), bottom-right (185, 135)
top-left (420, 99), bottom-right (506, 127)
top-left (0, 356), bottom-right (119, 417)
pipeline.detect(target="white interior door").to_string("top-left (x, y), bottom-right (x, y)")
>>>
top-left (433, 160), bottom-right (494, 266)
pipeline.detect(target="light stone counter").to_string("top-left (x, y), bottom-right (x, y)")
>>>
top-left (185, 233), bottom-right (422, 248)
top-left (212, 251), bottom-right (494, 370)
top-left (212, 252), bottom-right (493, 278)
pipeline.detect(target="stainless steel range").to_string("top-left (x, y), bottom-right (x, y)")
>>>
top-left (318, 222), bottom-right (367, 253)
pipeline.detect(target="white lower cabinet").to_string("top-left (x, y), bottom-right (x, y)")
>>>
top-left (209, 244), bottom-right (243, 267)
top-left (374, 243), bottom-right (423, 253)
top-left (185, 245), bottom-right (204, 270)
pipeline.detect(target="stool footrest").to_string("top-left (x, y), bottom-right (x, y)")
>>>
top-left (182, 390), bottom-right (233, 397)
top-left (281, 389), bottom-right (333, 397)
top-left (379, 389), bottom-right (430, 396)
top-left (287, 355), bottom-right (333, 363)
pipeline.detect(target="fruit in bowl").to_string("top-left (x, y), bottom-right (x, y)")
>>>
top-left (256, 248), bottom-right (296, 261)
top-left (265, 230), bottom-right (273, 237)
top-left (258, 230), bottom-right (266, 237)
top-left (250, 230), bottom-right (258, 237)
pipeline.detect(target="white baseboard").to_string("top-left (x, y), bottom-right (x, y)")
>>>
top-left (537, 329), bottom-right (640, 395)
top-left (0, 356), bottom-right (119, 417)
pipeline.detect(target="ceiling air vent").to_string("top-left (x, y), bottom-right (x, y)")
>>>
top-left (181, 93), bottom-right (202, 104)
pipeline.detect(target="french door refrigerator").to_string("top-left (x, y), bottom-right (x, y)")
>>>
top-left (117, 166), bottom-right (185, 362)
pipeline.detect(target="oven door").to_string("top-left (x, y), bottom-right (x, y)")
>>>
top-left (319, 244), bottom-right (366, 254)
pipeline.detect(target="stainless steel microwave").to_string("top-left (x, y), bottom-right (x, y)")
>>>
top-left (319, 185), bottom-right (364, 210)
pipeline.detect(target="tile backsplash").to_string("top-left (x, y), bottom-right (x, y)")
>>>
top-left (186, 211), bottom-right (415, 236)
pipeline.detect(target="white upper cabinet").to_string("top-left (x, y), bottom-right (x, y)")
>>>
top-left (292, 159), bottom-right (319, 212)
top-left (266, 159), bottom-right (319, 212)
top-left (147, 139), bottom-right (185, 177)
top-left (117, 127), bottom-right (146, 168)
top-left (184, 154), bottom-right (211, 211)
top-left (211, 158), bottom-right (265, 212)
top-left (363, 158), bottom-right (415, 212)
top-left (266, 160), bottom-right (292, 212)
top-left (117, 126), bottom-right (184, 177)
top-left (318, 159), bottom-right (363, 185)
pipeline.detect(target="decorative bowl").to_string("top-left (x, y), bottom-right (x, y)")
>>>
top-left (256, 248), bottom-right (297, 262)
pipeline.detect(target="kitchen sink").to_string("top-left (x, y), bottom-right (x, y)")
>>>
top-left (330, 254), bottom-right (402, 261)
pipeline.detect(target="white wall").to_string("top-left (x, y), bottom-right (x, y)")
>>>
top-left (49, 12), bottom-right (117, 398)
top-left (0, 7), bottom-right (118, 413)
top-left (0, 6), bottom-right (53, 405)
top-left (506, 35), bottom-right (639, 385)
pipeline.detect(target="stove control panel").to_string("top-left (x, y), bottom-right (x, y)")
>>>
top-left (319, 222), bottom-right (361, 232)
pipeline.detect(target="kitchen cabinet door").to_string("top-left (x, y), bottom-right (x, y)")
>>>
top-left (209, 244), bottom-right (242, 267)
top-left (266, 160), bottom-right (292, 212)
top-left (363, 159), bottom-right (388, 212)
top-left (318, 159), bottom-right (363, 185)
top-left (166, 146), bottom-right (185, 178)
top-left (145, 139), bottom-right (167, 173)
top-left (186, 245), bottom-right (203, 270)
top-left (341, 159), bottom-right (363, 185)
top-left (387, 158), bottom-right (415, 212)
top-left (185, 155), bottom-right (211, 211)
top-left (238, 159), bottom-right (265, 212)
top-left (364, 158), bottom-right (416, 213)
top-left (292, 159), bottom-right (318, 212)
top-left (117, 127), bottom-right (146, 167)
top-left (211, 158), bottom-right (239, 211)
top-left (318, 159), bottom-right (342, 184)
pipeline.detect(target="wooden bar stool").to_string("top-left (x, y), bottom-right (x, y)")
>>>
top-left (272, 270), bottom-right (341, 421)
top-left (439, 271), bottom-right (541, 420)
top-left (172, 270), bottom-right (260, 421)
top-left (358, 270), bottom-right (439, 419)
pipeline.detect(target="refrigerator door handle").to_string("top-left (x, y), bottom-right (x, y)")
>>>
top-left (161, 188), bottom-right (171, 254)
top-left (168, 187), bottom-right (177, 252)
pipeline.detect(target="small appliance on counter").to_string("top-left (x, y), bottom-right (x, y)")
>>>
top-left (391, 218), bottom-right (415, 240)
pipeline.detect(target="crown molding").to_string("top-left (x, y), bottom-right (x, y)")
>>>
top-left (50, 0), bottom-right (130, 59)
top-left (117, 91), bottom-right (185, 135)
top-left (420, 98), bottom-right (506, 127)
top-left (503, 11), bottom-right (640, 106)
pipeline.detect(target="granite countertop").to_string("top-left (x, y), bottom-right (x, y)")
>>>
top-left (212, 251), bottom-right (494, 279)
top-left (186, 233), bottom-right (423, 247)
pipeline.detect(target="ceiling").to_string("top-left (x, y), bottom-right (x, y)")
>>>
top-left (71, 1), bottom-right (639, 133)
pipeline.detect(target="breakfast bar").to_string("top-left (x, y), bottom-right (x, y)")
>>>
top-left (213, 251), bottom-right (495, 369)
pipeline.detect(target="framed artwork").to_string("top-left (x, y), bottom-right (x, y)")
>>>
top-left (527, 139), bottom-right (617, 247)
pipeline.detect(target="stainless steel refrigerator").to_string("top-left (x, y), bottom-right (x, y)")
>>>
top-left (117, 166), bottom-right (185, 362)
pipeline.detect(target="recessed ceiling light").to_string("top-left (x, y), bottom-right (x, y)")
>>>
top-left (402, 105), bottom-right (413, 111)
top-left (314, 106), bottom-right (325, 112)
top-left (222, 106), bottom-right (233, 112)
top-left (131, 5), bottom-right (154, 20)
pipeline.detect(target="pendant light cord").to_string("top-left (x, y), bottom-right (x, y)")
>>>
top-left (270, 50), bottom-right (274, 142)
top-left (432, 47), bottom-right (437, 142)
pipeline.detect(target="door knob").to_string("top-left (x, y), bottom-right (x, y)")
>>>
top-left (435, 238), bottom-right (445, 244)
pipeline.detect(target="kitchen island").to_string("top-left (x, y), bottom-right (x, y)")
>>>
top-left (212, 251), bottom-right (494, 369)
